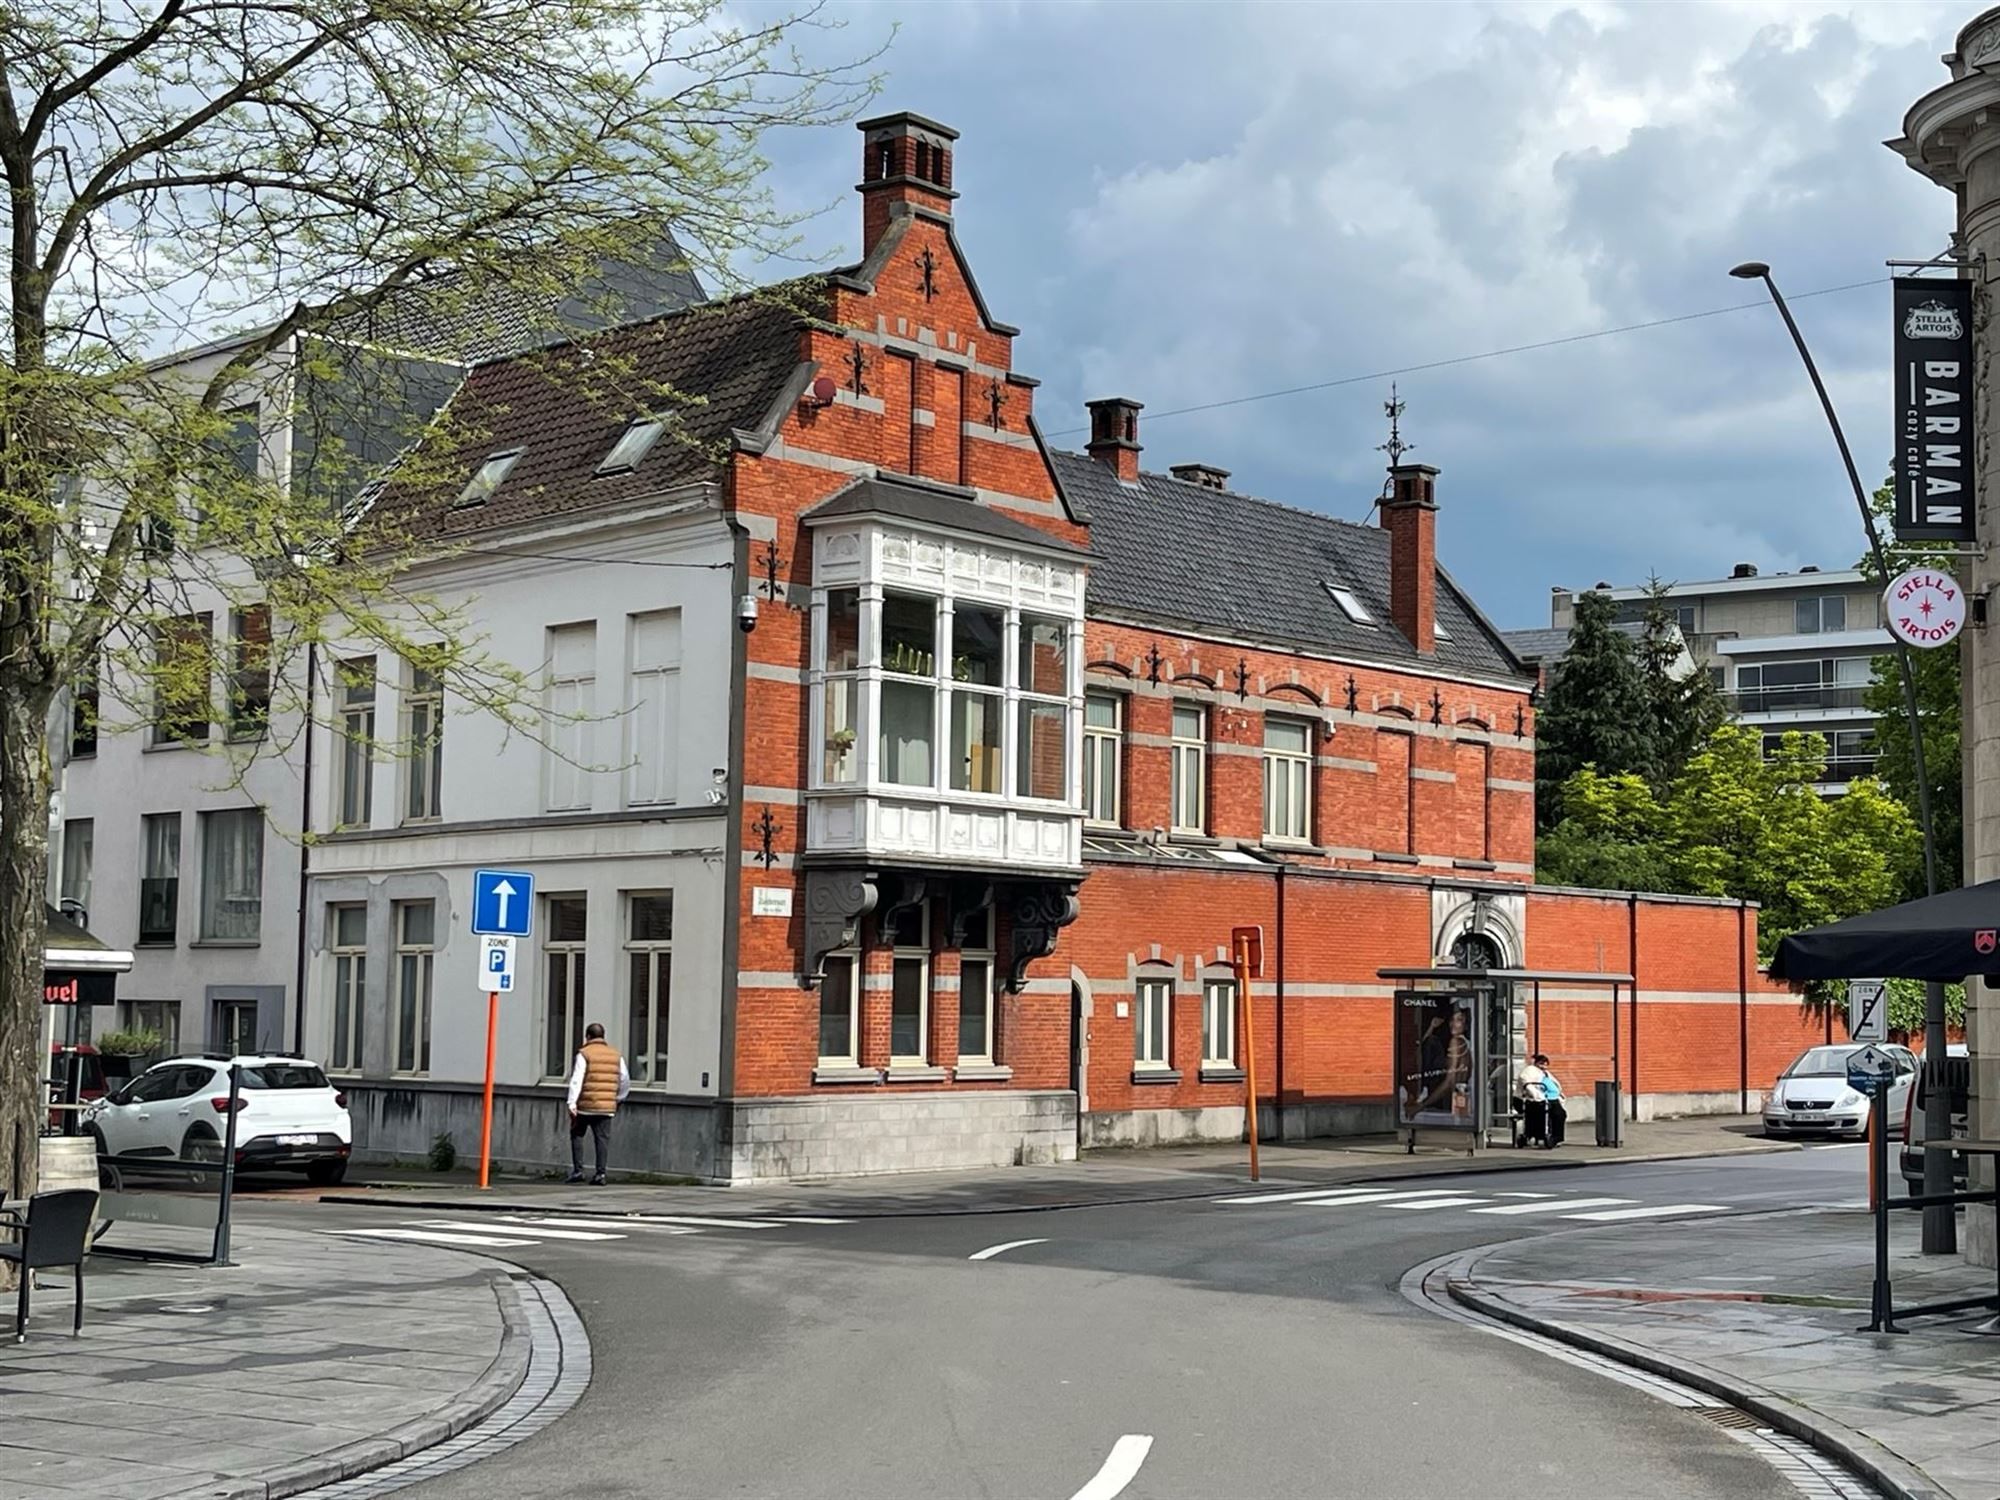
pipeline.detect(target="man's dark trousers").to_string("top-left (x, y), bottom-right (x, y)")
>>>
top-left (570, 1114), bottom-right (611, 1177)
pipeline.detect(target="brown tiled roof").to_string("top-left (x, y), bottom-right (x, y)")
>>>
top-left (367, 287), bottom-right (820, 545)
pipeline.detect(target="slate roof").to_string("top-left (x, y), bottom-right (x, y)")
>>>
top-left (1052, 452), bottom-right (1530, 683)
top-left (367, 288), bottom-right (818, 545)
top-left (1502, 621), bottom-right (1645, 667)
top-left (804, 474), bottom-right (1090, 557)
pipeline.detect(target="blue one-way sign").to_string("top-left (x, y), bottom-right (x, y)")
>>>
top-left (471, 868), bottom-right (535, 937)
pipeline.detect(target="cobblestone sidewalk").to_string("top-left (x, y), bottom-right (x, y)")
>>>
top-left (1453, 1209), bottom-right (2000, 1500)
top-left (0, 1223), bottom-right (526, 1500)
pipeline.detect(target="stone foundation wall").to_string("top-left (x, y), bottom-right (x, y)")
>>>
top-left (717, 1089), bottom-right (1077, 1181)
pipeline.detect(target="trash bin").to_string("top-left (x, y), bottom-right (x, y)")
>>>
top-left (1594, 1080), bottom-right (1623, 1147)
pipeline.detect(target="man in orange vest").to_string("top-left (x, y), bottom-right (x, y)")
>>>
top-left (565, 1022), bottom-right (630, 1185)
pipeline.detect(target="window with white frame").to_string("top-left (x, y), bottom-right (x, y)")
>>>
top-left (1263, 717), bottom-right (1313, 842)
top-left (1135, 975), bottom-right (1172, 1069)
top-left (1794, 594), bottom-right (1849, 635)
top-left (818, 950), bottom-right (859, 1066)
top-left (1082, 691), bottom-right (1123, 825)
top-left (950, 605), bottom-right (1005, 794)
top-left (1016, 615), bottom-right (1069, 800)
top-left (888, 901), bottom-right (930, 1065)
top-left (810, 583), bottom-right (1078, 806)
top-left (329, 904), bottom-right (366, 1072)
top-left (153, 612), bottom-right (212, 744)
top-left (958, 906), bottom-right (996, 1064)
top-left (1170, 703), bottom-right (1207, 834)
top-left (1202, 973), bottom-right (1237, 1067)
top-left (200, 808), bottom-right (263, 941)
top-left (335, 658), bottom-right (376, 829)
top-left (625, 892), bottom-right (672, 1084)
top-left (393, 900), bottom-right (434, 1073)
top-left (626, 610), bottom-right (681, 807)
top-left (139, 813), bottom-right (180, 944)
top-left (403, 664), bottom-right (443, 823)
top-left (880, 592), bottom-right (937, 787)
top-left (545, 623), bottom-right (597, 812)
top-left (542, 895), bottom-right (589, 1078)
top-left (822, 589), bottom-right (861, 784)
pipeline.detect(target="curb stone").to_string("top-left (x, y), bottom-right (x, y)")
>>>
top-left (1445, 1275), bottom-right (1949, 1500)
top-left (320, 1138), bottom-right (1801, 1222)
top-left (174, 1268), bottom-right (533, 1500)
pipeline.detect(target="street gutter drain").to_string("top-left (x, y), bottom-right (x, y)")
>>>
top-left (1693, 1406), bottom-right (1767, 1431)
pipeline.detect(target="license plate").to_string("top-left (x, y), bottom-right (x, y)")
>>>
top-left (277, 1134), bottom-right (317, 1146)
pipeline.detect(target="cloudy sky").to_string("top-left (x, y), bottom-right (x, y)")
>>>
top-left (743, 0), bottom-right (1964, 629)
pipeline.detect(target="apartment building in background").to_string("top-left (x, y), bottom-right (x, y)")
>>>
top-left (1548, 563), bottom-right (1890, 791)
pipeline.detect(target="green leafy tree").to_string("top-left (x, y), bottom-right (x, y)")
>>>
top-left (1859, 482), bottom-right (1960, 896)
top-left (1636, 576), bottom-right (1726, 784)
top-left (1535, 591), bottom-right (1656, 829)
top-left (0, 2), bottom-right (875, 1206)
top-left (1534, 768), bottom-right (1674, 892)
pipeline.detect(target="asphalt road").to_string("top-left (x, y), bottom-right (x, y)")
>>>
top-left (254, 1145), bottom-right (1873, 1500)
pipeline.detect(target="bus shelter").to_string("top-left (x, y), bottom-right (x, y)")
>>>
top-left (1378, 966), bottom-right (1634, 1152)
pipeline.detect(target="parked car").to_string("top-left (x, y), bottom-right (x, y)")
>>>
top-left (1901, 1044), bottom-right (1971, 1192)
top-left (1762, 1043), bottom-right (1918, 1139)
top-left (84, 1053), bottom-right (352, 1185)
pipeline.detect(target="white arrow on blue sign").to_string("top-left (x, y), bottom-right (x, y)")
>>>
top-left (471, 868), bottom-right (535, 937)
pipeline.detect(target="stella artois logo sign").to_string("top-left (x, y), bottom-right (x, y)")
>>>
top-left (1884, 566), bottom-right (1965, 649)
top-left (1903, 300), bottom-right (1965, 341)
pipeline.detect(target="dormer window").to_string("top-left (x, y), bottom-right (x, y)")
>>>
top-left (1324, 583), bottom-right (1377, 627)
top-left (596, 419), bottom-right (665, 475)
top-left (456, 448), bottom-right (523, 508)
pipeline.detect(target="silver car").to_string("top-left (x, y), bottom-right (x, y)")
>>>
top-left (1763, 1043), bottom-right (1917, 1139)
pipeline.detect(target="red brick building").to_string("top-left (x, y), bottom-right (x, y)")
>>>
top-left (351, 111), bottom-right (1821, 1180)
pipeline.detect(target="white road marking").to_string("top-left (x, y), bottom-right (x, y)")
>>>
top-left (1489, 1190), bottom-right (1558, 1198)
top-left (463, 1219), bottom-right (624, 1241)
top-left (1810, 1143), bottom-right (1862, 1151)
top-left (1470, 1197), bottom-right (1636, 1217)
top-left (1302, 1190), bottom-right (1457, 1208)
top-left (332, 1228), bottom-right (537, 1248)
top-left (615, 1214), bottom-right (789, 1230)
top-left (765, 1216), bottom-right (853, 1224)
top-left (1379, 1195), bottom-right (1488, 1210)
top-left (1698, 1275), bottom-right (1776, 1283)
top-left (1213, 1187), bottom-right (1381, 1204)
top-left (507, 1216), bottom-right (669, 1231)
top-left (1562, 1203), bottom-right (1726, 1222)
top-left (1068, 1435), bottom-right (1154, 1500)
top-left (968, 1238), bottom-right (1049, 1261)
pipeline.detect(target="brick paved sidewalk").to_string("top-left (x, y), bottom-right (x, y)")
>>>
top-left (329, 1111), bottom-right (1790, 1219)
top-left (0, 1223), bottom-right (526, 1500)
top-left (1453, 1208), bottom-right (2000, 1500)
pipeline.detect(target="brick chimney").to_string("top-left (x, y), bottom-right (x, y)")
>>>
top-left (858, 112), bottom-right (958, 257)
top-left (1381, 462), bottom-right (1438, 654)
top-left (1086, 397), bottom-right (1143, 482)
top-left (1169, 462), bottom-right (1230, 491)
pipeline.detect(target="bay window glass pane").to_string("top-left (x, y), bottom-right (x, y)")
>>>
top-left (825, 589), bottom-right (861, 672)
top-left (883, 593), bottom-right (936, 677)
top-left (1016, 700), bottom-right (1067, 798)
top-left (954, 605), bottom-right (1004, 686)
top-left (951, 690), bottom-right (1002, 792)
top-left (823, 677), bottom-right (858, 783)
top-left (1018, 616), bottom-right (1067, 694)
top-left (880, 680), bottom-right (935, 786)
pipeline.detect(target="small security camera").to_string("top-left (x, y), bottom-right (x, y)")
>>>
top-left (736, 592), bottom-right (759, 633)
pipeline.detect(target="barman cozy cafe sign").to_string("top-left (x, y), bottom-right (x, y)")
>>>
top-left (1893, 277), bottom-right (1976, 543)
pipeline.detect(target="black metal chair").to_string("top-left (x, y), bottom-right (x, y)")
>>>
top-left (0, 1188), bottom-right (97, 1342)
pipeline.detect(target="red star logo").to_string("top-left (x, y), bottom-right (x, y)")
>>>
top-left (1920, 597), bottom-right (1935, 618)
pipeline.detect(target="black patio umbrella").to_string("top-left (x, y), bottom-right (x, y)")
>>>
top-left (1768, 877), bottom-right (2000, 982)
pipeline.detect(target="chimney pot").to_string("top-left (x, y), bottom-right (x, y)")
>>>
top-left (1168, 462), bottom-right (1231, 491)
top-left (1381, 461), bottom-right (1440, 654)
top-left (1086, 397), bottom-right (1143, 483)
top-left (1731, 561), bottom-right (1758, 578)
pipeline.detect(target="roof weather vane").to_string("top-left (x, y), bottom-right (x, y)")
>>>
top-left (1378, 383), bottom-right (1412, 469)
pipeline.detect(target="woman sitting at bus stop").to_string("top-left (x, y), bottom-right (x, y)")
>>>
top-left (1517, 1056), bottom-right (1548, 1147)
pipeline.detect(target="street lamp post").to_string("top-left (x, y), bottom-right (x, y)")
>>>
top-left (1730, 260), bottom-right (1956, 1255)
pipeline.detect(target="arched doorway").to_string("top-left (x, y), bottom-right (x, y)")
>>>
top-left (1449, 931), bottom-right (1503, 972)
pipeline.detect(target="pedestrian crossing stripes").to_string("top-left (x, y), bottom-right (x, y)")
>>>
top-left (327, 1210), bottom-right (849, 1252)
top-left (1212, 1185), bottom-right (1726, 1222)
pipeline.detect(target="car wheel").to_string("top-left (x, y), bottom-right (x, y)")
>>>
top-left (87, 1125), bottom-right (109, 1158)
top-left (181, 1127), bottom-right (222, 1165)
top-left (305, 1160), bottom-right (348, 1187)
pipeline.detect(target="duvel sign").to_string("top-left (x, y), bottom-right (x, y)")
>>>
top-left (1884, 566), bottom-right (1965, 650)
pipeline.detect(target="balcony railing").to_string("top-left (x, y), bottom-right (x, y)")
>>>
top-left (1727, 683), bottom-right (1871, 715)
top-left (1819, 756), bottom-right (1880, 785)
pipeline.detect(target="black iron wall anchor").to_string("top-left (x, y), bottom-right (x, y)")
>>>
top-left (1345, 674), bottom-right (1359, 713)
top-left (985, 378), bottom-right (1007, 430)
top-left (1145, 641), bottom-right (1165, 684)
top-left (847, 340), bottom-right (869, 396)
top-left (1234, 659), bottom-right (1250, 698)
top-left (1514, 702), bottom-right (1527, 738)
top-left (752, 807), bottom-right (781, 868)
top-left (760, 538), bottom-right (782, 601)
top-left (1430, 688), bottom-right (1444, 725)
top-left (914, 245), bottom-right (938, 301)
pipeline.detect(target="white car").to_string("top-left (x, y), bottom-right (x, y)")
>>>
top-left (1763, 1043), bottom-right (1917, 1140)
top-left (87, 1053), bottom-right (353, 1185)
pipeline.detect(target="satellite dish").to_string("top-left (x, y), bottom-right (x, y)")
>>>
top-left (809, 375), bottom-right (837, 407)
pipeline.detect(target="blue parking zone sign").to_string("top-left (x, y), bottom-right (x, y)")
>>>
top-left (471, 868), bottom-right (535, 937)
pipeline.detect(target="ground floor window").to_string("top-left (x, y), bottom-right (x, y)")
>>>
top-left (1135, 976), bottom-right (1171, 1068)
top-left (888, 903), bottom-right (929, 1065)
top-left (1202, 975), bottom-right (1236, 1067)
top-left (958, 908), bottom-right (995, 1064)
top-left (394, 900), bottom-right (435, 1074)
top-left (818, 951), bottom-right (859, 1066)
top-left (329, 904), bottom-right (366, 1071)
top-left (625, 891), bottom-right (673, 1084)
top-left (543, 895), bottom-right (589, 1078)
